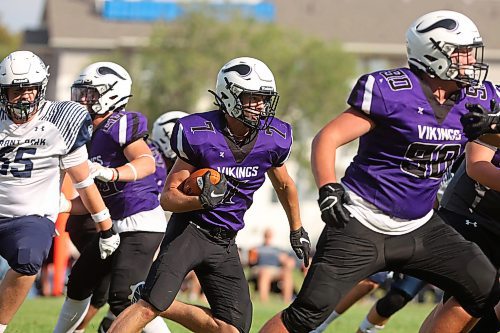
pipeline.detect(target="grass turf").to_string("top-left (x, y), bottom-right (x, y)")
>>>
top-left (8, 294), bottom-right (435, 332)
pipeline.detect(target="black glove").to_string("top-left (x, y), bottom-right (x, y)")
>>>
top-left (318, 183), bottom-right (353, 229)
top-left (290, 227), bottom-right (311, 267)
top-left (462, 100), bottom-right (500, 141)
top-left (199, 171), bottom-right (227, 209)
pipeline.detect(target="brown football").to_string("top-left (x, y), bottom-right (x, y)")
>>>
top-left (181, 168), bottom-right (221, 196)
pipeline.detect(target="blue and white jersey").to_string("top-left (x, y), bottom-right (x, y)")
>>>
top-left (0, 100), bottom-right (91, 221)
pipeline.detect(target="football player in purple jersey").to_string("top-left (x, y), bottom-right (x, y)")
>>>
top-left (53, 62), bottom-right (170, 333)
top-left (260, 10), bottom-right (500, 333)
top-left (108, 57), bottom-right (311, 333)
top-left (0, 51), bottom-right (119, 333)
top-left (62, 139), bottom-right (169, 333)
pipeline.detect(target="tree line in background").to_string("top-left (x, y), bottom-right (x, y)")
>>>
top-left (0, 11), bottom-right (358, 190)
top-left (0, 24), bottom-right (20, 62)
top-left (115, 12), bottom-right (358, 183)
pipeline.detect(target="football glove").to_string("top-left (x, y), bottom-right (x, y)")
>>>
top-left (199, 171), bottom-right (228, 209)
top-left (318, 183), bottom-right (353, 229)
top-left (99, 228), bottom-right (120, 259)
top-left (90, 162), bottom-right (118, 182)
top-left (461, 100), bottom-right (500, 141)
top-left (290, 227), bottom-right (311, 267)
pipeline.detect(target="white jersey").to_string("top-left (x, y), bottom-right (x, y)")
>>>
top-left (0, 101), bottom-right (92, 221)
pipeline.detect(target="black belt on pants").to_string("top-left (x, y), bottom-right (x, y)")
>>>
top-left (190, 220), bottom-right (237, 240)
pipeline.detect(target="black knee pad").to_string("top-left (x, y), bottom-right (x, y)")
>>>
top-left (467, 273), bottom-right (500, 317)
top-left (108, 294), bottom-right (130, 317)
top-left (281, 262), bottom-right (352, 333)
top-left (376, 288), bottom-right (413, 318)
top-left (91, 293), bottom-right (108, 309)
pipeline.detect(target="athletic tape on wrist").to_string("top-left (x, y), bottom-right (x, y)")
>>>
top-left (91, 208), bottom-right (111, 223)
top-left (73, 175), bottom-right (94, 189)
top-left (126, 163), bottom-right (138, 181)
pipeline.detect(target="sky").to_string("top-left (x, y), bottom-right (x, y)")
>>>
top-left (0, 0), bottom-right (45, 33)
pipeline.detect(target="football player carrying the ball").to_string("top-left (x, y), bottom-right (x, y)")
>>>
top-left (109, 57), bottom-right (311, 333)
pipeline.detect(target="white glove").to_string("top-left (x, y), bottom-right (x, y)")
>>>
top-left (99, 230), bottom-right (120, 259)
top-left (59, 193), bottom-right (72, 213)
top-left (90, 162), bottom-right (118, 182)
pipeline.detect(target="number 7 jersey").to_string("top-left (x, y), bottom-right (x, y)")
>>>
top-left (0, 101), bottom-right (91, 221)
top-left (343, 67), bottom-right (499, 220)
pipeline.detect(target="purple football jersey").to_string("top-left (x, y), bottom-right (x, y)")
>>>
top-left (343, 67), bottom-right (499, 219)
top-left (171, 110), bottom-right (292, 232)
top-left (149, 140), bottom-right (167, 194)
top-left (90, 110), bottom-right (160, 220)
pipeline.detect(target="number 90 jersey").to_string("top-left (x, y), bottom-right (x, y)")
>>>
top-left (171, 110), bottom-right (292, 232)
top-left (0, 101), bottom-right (91, 221)
top-left (343, 67), bottom-right (498, 220)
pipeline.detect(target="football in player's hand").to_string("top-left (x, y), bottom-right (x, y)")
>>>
top-left (182, 168), bottom-right (222, 196)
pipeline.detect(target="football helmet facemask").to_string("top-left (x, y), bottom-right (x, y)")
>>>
top-left (0, 51), bottom-right (49, 122)
top-left (151, 111), bottom-right (189, 160)
top-left (406, 10), bottom-right (488, 86)
top-left (71, 62), bottom-right (132, 116)
top-left (212, 57), bottom-right (279, 130)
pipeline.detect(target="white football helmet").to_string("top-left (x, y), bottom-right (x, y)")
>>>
top-left (151, 111), bottom-right (189, 160)
top-left (406, 10), bottom-right (488, 86)
top-left (71, 62), bottom-right (132, 116)
top-left (0, 50), bottom-right (49, 122)
top-left (213, 56), bottom-right (279, 130)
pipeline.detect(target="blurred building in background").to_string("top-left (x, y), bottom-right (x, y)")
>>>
top-left (21, 0), bottom-right (500, 249)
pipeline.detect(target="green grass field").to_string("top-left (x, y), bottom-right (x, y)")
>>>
top-left (8, 295), bottom-right (435, 332)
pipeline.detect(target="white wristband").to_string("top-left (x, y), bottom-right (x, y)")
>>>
top-left (126, 163), bottom-right (138, 181)
top-left (73, 175), bottom-right (94, 189)
top-left (91, 208), bottom-right (111, 223)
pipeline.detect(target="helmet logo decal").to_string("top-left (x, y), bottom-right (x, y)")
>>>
top-left (97, 66), bottom-right (127, 80)
top-left (12, 78), bottom-right (29, 84)
top-left (416, 19), bottom-right (457, 33)
top-left (222, 64), bottom-right (252, 77)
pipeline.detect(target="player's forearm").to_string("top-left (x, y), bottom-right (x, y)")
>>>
top-left (116, 155), bottom-right (156, 182)
top-left (466, 161), bottom-right (500, 191)
top-left (274, 182), bottom-right (303, 231)
top-left (160, 187), bottom-right (203, 212)
top-left (311, 130), bottom-right (339, 187)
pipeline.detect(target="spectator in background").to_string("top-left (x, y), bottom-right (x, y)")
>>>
top-left (248, 228), bottom-right (295, 303)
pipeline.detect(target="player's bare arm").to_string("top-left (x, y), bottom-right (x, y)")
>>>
top-left (65, 160), bottom-right (113, 232)
top-left (120, 138), bottom-right (156, 180)
top-left (267, 164), bottom-right (302, 231)
top-left (466, 141), bottom-right (500, 191)
top-left (160, 157), bottom-right (201, 212)
top-left (311, 107), bottom-right (374, 187)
